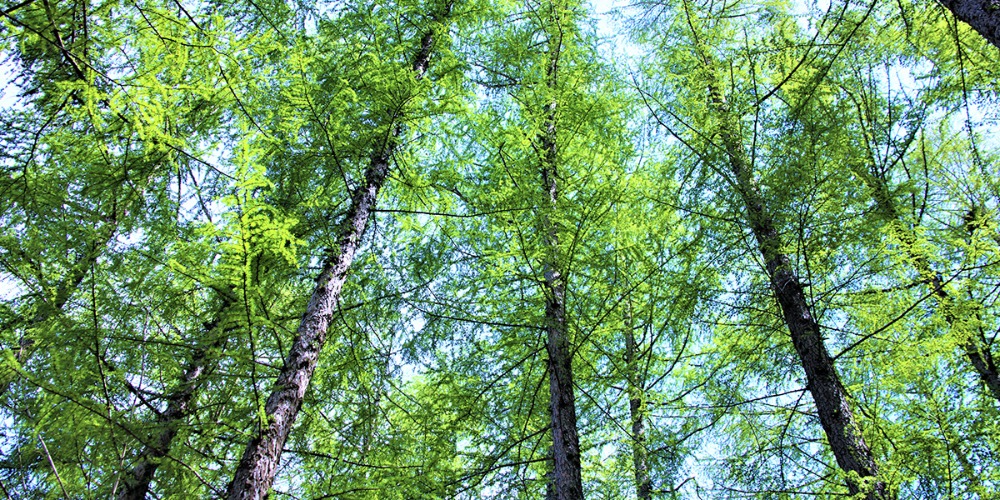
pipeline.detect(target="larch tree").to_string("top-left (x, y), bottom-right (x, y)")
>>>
top-left (683, 15), bottom-right (891, 500)
top-left (223, 1), bottom-right (458, 497)
top-left (1, 0), bottom-right (999, 497)
top-left (533, 2), bottom-right (584, 496)
top-left (937, 0), bottom-right (1000, 50)
top-left (648, 2), bottom-right (888, 496)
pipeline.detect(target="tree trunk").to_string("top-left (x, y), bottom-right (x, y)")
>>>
top-left (224, 10), bottom-right (449, 499)
top-left (713, 97), bottom-right (889, 498)
top-left (538, 5), bottom-right (584, 498)
top-left (962, 328), bottom-right (1000, 401)
top-left (939, 0), bottom-right (1000, 50)
top-left (855, 170), bottom-right (1000, 402)
top-left (542, 233), bottom-right (583, 500)
top-left (117, 300), bottom-right (232, 500)
top-left (623, 304), bottom-right (651, 500)
top-left (679, 10), bottom-right (889, 494)
top-left (118, 348), bottom-right (209, 500)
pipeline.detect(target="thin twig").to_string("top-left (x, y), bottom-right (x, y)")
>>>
top-left (38, 436), bottom-right (71, 499)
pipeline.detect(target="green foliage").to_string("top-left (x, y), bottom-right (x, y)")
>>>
top-left (1, 0), bottom-right (998, 497)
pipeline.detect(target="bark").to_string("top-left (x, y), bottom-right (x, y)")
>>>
top-left (117, 304), bottom-right (231, 500)
top-left (679, 10), bottom-right (889, 494)
top-left (939, 0), bottom-right (1000, 51)
top-left (538, 5), bottom-right (583, 498)
top-left (962, 328), bottom-right (1000, 401)
top-left (856, 172), bottom-right (1000, 402)
top-left (754, 230), bottom-right (887, 498)
top-left (224, 10), bottom-right (449, 498)
top-left (714, 104), bottom-right (889, 498)
top-left (623, 307), bottom-right (651, 500)
top-left (226, 126), bottom-right (392, 500)
top-left (542, 247), bottom-right (583, 500)
top-left (118, 349), bottom-right (208, 500)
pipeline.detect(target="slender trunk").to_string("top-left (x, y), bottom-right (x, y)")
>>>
top-left (118, 347), bottom-right (210, 500)
top-left (623, 305), bottom-right (651, 500)
top-left (117, 300), bottom-right (231, 500)
top-left (747, 206), bottom-right (886, 499)
top-left (225, 123), bottom-right (393, 500)
top-left (717, 109), bottom-right (888, 498)
top-left (938, 0), bottom-right (1000, 50)
top-left (542, 236), bottom-right (582, 500)
top-left (4, 157), bottom-right (159, 396)
top-left (963, 327), bottom-right (1000, 401)
top-left (679, 9), bottom-right (888, 495)
top-left (855, 172), bottom-right (1000, 402)
top-left (714, 98), bottom-right (889, 498)
top-left (538, 5), bottom-right (583, 498)
top-left (224, 11), bottom-right (448, 498)
top-left (2, 217), bottom-right (118, 397)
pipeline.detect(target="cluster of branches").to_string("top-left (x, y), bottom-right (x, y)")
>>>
top-left (0, 0), bottom-right (998, 498)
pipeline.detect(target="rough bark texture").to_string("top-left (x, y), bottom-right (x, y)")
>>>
top-left (118, 351), bottom-right (207, 500)
top-left (543, 258), bottom-right (582, 500)
top-left (224, 11), bottom-right (447, 499)
top-left (940, 0), bottom-right (1000, 50)
top-left (680, 11), bottom-right (889, 492)
top-left (755, 232), bottom-right (887, 499)
top-left (118, 305), bottom-right (230, 500)
top-left (714, 103), bottom-right (889, 498)
top-left (539, 6), bottom-right (583, 497)
top-left (226, 143), bottom-right (394, 500)
top-left (963, 329), bottom-right (1000, 401)
top-left (858, 173), bottom-right (1000, 402)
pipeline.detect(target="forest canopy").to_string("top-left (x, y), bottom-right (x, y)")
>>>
top-left (1, 0), bottom-right (999, 498)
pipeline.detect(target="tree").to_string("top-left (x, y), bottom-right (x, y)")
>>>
top-left (223, 2), bottom-right (457, 497)
top-left (118, 292), bottom-right (234, 500)
top-left (695, 20), bottom-right (889, 500)
top-left (533, 2), bottom-right (584, 497)
top-left (2, 0), bottom-right (999, 497)
top-left (632, 1), bottom-right (892, 495)
top-left (937, 0), bottom-right (1000, 50)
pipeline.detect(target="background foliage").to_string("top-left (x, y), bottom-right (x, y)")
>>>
top-left (1, 0), bottom-right (998, 497)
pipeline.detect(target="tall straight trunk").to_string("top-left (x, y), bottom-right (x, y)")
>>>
top-left (939, 0), bottom-right (1000, 50)
top-left (224, 9), bottom-right (449, 498)
top-left (679, 7), bottom-right (889, 496)
top-left (712, 94), bottom-right (889, 498)
top-left (118, 345), bottom-right (212, 500)
top-left (853, 170), bottom-right (1000, 402)
top-left (623, 303), bottom-right (651, 500)
top-left (537, 4), bottom-right (583, 499)
top-left (117, 297), bottom-right (232, 500)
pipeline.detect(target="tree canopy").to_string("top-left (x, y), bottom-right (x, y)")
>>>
top-left (1, 0), bottom-right (999, 497)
